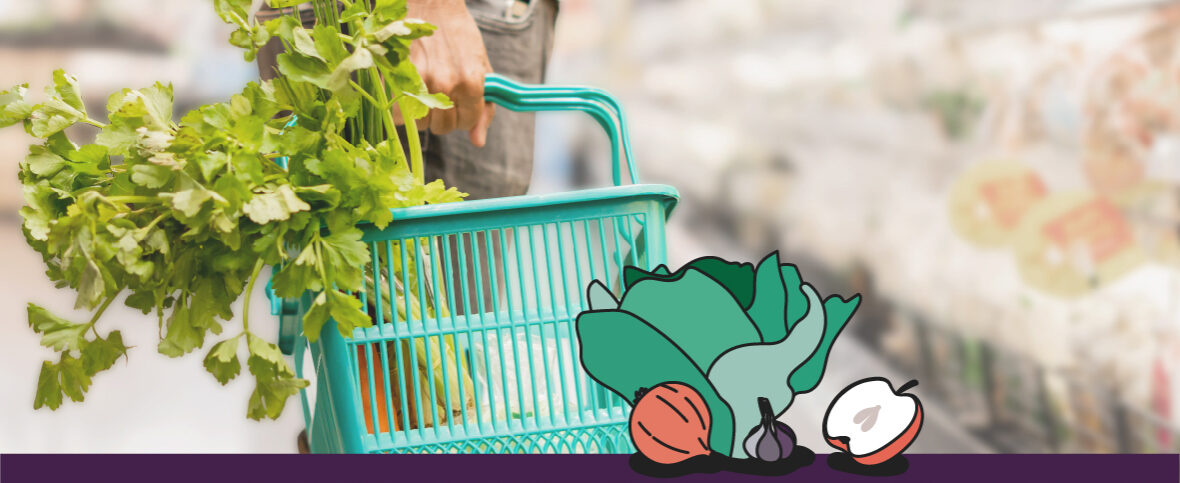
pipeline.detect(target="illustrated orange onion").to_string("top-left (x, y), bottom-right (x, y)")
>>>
top-left (629, 382), bottom-right (712, 464)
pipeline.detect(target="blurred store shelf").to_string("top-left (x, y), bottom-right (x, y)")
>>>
top-left (0, 21), bottom-right (166, 52)
top-left (908, 0), bottom-right (1177, 35)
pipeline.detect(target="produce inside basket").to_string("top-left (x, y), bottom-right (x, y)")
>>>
top-left (355, 240), bottom-right (476, 433)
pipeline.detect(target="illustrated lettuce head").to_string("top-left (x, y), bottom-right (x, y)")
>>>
top-left (576, 252), bottom-right (860, 457)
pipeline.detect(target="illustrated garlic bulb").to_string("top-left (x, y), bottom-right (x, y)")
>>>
top-left (743, 397), bottom-right (796, 461)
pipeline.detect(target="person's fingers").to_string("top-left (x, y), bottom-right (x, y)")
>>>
top-left (404, 32), bottom-right (494, 137)
top-left (430, 103), bottom-right (458, 134)
top-left (453, 96), bottom-right (481, 135)
top-left (453, 69), bottom-right (486, 132)
top-left (423, 59), bottom-right (460, 134)
top-left (469, 102), bottom-right (495, 147)
top-left (461, 57), bottom-right (493, 145)
top-left (453, 92), bottom-right (482, 134)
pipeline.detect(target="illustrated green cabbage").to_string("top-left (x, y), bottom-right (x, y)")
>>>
top-left (576, 252), bottom-right (860, 457)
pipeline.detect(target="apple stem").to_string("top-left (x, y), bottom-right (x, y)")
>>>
top-left (897, 379), bottom-right (919, 393)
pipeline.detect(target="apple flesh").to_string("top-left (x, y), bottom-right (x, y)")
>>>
top-left (823, 378), bottom-right (923, 465)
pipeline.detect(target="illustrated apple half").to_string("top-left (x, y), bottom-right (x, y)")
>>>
top-left (823, 378), bottom-right (923, 465)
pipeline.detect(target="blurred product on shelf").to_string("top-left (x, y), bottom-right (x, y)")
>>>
top-left (949, 160), bottom-right (1049, 248)
top-left (1012, 192), bottom-right (1144, 296)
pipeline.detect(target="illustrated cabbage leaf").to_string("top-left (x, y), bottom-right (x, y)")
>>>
top-left (617, 267), bottom-right (761, 368)
top-left (576, 309), bottom-right (735, 454)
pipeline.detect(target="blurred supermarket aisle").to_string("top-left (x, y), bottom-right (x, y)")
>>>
top-left (538, 0), bottom-right (1180, 454)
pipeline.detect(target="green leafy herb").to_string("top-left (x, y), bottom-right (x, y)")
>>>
top-left (6, 0), bottom-right (464, 419)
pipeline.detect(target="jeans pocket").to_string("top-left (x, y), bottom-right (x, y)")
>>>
top-left (469, 0), bottom-right (539, 33)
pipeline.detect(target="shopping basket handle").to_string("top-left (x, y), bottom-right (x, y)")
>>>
top-left (484, 73), bottom-right (639, 186)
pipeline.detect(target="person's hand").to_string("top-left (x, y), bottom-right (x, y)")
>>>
top-left (407, 0), bottom-right (495, 147)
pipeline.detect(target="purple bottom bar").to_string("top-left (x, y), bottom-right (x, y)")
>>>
top-left (2, 453), bottom-right (1178, 482)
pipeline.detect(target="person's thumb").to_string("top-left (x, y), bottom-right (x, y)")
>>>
top-left (469, 102), bottom-right (495, 147)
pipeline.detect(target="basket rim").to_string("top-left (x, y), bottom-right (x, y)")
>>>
top-left (367, 183), bottom-right (679, 226)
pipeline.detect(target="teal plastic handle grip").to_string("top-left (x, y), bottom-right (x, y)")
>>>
top-left (484, 73), bottom-right (638, 186)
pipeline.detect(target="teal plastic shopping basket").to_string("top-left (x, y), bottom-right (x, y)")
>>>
top-left (265, 74), bottom-right (679, 454)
